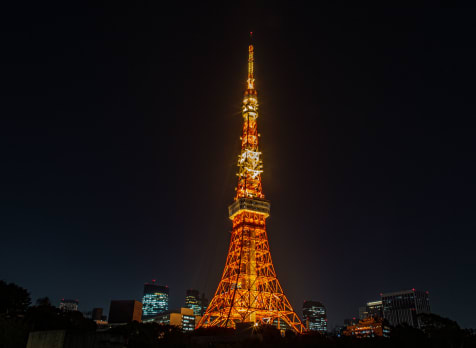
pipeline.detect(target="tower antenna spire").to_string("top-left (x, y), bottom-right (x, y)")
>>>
top-left (248, 33), bottom-right (255, 90)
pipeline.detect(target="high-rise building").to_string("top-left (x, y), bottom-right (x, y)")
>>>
top-left (59, 299), bottom-right (79, 312)
top-left (381, 289), bottom-right (430, 328)
top-left (108, 300), bottom-right (142, 324)
top-left (142, 280), bottom-right (169, 320)
top-left (185, 289), bottom-right (201, 316)
top-left (196, 39), bottom-right (305, 334)
top-left (302, 301), bottom-right (327, 333)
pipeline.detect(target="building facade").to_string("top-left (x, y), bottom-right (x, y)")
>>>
top-left (185, 289), bottom-right (201, 316)
top-left (108, 300), bottom-right (142, 324)
top-left (302, 300), bottom-right (327, 333)
top-left (59, 299), bottom-right (79, 312)
top-left (359, 300), bottom-right (383, 320)
top-left (381, 289), bottom-right (430, 328)
top-left (343, 317), bottom-right (390, 338)
top-left (148, 307), bottom-right (199, 332)
top-left (142, 281), bottom-right (169, 320)
top-left (366, 300), bottom-right (383, 319)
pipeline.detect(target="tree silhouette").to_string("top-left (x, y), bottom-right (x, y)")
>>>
top-left (419, 313), bottom-right (464, 348)
top-left (0, 280), bottom-right (31, 316)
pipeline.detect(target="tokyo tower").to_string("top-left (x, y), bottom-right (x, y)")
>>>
top-left (196, 42), bottom-right (305, 334)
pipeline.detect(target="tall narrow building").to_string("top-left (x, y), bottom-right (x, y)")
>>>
top-left (185, 289), bottom-right (201, 316)
top-left (302, 301), bottom-right (327, 333)
top-left (196, 41), bottom-right (305, 334)
top-left (142, 281), bottom-right (169, 320)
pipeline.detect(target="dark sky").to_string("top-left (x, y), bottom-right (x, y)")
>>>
top-left (1, 4), bottom-right (475, 329)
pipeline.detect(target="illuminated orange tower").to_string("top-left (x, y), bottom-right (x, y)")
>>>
top-left (196, 42), bottom-right (305, 334)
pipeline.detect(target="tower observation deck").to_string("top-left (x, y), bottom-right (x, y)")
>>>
top-left (196, 41), bottom-right (305, 334)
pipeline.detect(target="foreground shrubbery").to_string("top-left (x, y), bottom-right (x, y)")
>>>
top-left (0, 281), bottom-right (96, 348)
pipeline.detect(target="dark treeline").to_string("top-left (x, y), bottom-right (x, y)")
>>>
top-left (1, 281), bottom-right (475, 348)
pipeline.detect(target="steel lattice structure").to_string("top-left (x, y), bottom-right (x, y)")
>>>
top-left (196, 43), bottom-right (305, 334)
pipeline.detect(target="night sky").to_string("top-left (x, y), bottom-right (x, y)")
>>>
top-left (1, 5), bottom-right (475, 329)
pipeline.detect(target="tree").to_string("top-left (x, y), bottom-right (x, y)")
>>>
top-left (0, 280), bottom-right (31, 316)
top-left (419, 313), bottom-right (464, 348)
top-left (390, 324), bottom-right (427, 348)
top-left (0, 281), bottom-right (31, 348)
top-left (24, 305), bottom-right (96, 332)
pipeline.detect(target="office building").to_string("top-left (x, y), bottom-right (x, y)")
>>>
top-left (185, 289), bottom-right (201, 315)
top-left (302, 300), bottom-right (327, 333)
top-left (142, 280), bottom-right (169, 320)
top-left (381, 289), bottom-right (430, 328)
top-left (59, 299), bottom-right (79, 312)
top-left (147, 307), bottom-right (199, 332)
top-left (108, 300), bottom-right (142, 324)
top-left (343, 317), bottom-right (390, 338)
top-left (358, 299), bottom-right (384, 320)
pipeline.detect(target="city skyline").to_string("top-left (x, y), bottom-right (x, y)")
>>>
top-left (1, 4), bottom-right (475, 330)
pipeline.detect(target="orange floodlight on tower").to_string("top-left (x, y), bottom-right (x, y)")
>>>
top-left (196, 41), bottom-right (305, 334)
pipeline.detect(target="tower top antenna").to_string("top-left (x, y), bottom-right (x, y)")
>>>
top-left (247, 42), bottom-right (255, 90)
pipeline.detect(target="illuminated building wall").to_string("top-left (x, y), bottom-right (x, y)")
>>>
top-left (142, 281), bottom-right (169, 320)
top-left (149, 307), bottom-right (199, 332)
top-left (185, 289), bottom-right (201, 316)
top-left (302, 300), bottom-right (327, 333)
top-left (381, 289), bottom-right (430, 328)
top-left (366, 300), bottom-right (383, 319)
top-left (359, 300), bottom-right (383, 320)
top-left (343, 317), bottom-right (390, 338)
top-left (59, 299), bottom-right (79, 312)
